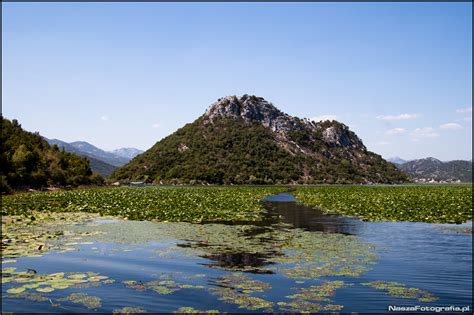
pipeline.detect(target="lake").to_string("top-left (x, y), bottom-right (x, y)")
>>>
top-left (2, 192), bottom-right (472, 313)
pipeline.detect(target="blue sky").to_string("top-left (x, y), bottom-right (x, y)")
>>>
top-left (2, 2), bottom-right (472, 160)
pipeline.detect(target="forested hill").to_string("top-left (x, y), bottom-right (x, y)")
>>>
top-left (1, 117), bottom-right (103, 193)
top-left (111, 95), bottom-right (408, 184)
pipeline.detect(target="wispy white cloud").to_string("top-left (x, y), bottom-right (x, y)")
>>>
top-left (386, 127), bottom-right (406, 135)
top-left (311, 114), bottom-right (338, 122)
top-left (152, 123), bottom-right (160, 128)
top-left (456, 107), bottom-right (472, 113)
top-left (376, 113), bottom-right (420, 121)
top-left (411, 127), bottom-right (439, 140)
top-left (439, 122), bottom-right (463, 130)
top-left (100, 115), bottom-right (109, 121)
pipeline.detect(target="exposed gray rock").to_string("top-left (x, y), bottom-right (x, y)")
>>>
top-left (205, 95), bottom-right (298, 134)
top-left (204, 95), bottom-right (365, 151)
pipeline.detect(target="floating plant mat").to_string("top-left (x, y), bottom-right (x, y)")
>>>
top-left (64, 219), bottom-right (379, 277)
top-left (361, 281), bottom-right (438, 302)
top-left (2, 212), bottom-right (445, 312)
top-left (2, 268), bottom-right (113, 294)
top-left (1, 212), bottom-right (118, 259)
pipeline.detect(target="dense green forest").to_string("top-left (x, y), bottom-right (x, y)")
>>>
top-left (111, 117), bottom-right (408, 184)
top-left (1, 117), bottom-right (103, 193)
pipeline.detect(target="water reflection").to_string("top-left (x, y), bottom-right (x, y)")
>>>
top-left (264, 192), bottom-right (362, 235)
top-left (200, 252), bottom-right (275, 274)
top-left (181, 192), bottom-right (365, 272)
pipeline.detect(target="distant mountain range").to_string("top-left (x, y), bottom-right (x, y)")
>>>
top-left (1, 117), bottom-right (102, 192)
top-left (45, 138), bottom-right (143, 177)
top-left (111, 95), bottom-right (408, 184)
top-left (387, 157), bottom-right (408, 165)
top-left (388, 157), bottom-right (472, 183)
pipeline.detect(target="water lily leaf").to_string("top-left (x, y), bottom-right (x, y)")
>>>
top-left (7, 287), bottom-right (26, 294)
top-left (68, 273), bottom-right (87, 279)
top-left (51, 283), bottom-right (70, 289)
top-left (36, 287), bottom-right (55, 293)
top-left (88, 276), bottom-right (108, 282)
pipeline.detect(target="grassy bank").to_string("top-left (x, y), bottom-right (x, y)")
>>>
top-left (1, 186), bottom-right (286, 222)
top-left (294, 185), bottom-right (472, 223)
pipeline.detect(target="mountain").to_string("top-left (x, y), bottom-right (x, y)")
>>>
top-left (1, 117), bottom-right (102, 192)
top-left (46, 139), bottom-right (117, 177)
top-left (387, 157), bottom-right (408, 165)
top-left (111, 148), bottom-right (144, 159)
top-left (45, 139), bottom-right (142, 177)
top-left (111, 95), bottom-right (408, 184)
top-left (397, 157), bottom-right (472, 183)
top-left (67, 141), bottom-right (129, 167)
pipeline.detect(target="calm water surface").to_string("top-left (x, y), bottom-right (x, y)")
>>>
top-left (2, 192), bottom-right (472, 313)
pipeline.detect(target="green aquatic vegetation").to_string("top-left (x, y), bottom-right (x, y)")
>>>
top-left (2, 260), bottom-right (17, 264)
top-left (184, 274), bottom-right (206, 280)
top-left (277, 301), bottom-right (344, 313)
top-left (211, 287), bottom-right (273, 311)
top-left (146, 280), bottom-right (180, 295)
top-left (1, 212), bottom-right (109, 259)
top-left (361, 281), bottom-right (438, 302)
top-left (174, 307), bottom-right (220, 313)
top-left (7, 287), bottom-right (26, 294)
top-left (123, 279), bottom-right (204, 296)
top-left (59, 293), bottom-right (102, 309)
top-left (70, 219), bottom-right (377, 279)
top-left (209, 273), bottom-right (274, 311)
top-left (286, 281), bottom-right (349, 302)
top-left (4, 291), bottom-right (50, 303)
top-left (295, 185), bottom-right (472, 223)
top-left (262, 228), bottom-right (377, 279)
top-left (113, 307), bottom-right (147, 314)
top-left (1, 268), bottom-right (112, 296)
top-left (2, 186), bottom-right (286, 222)
top-left (36, 287), bottom-right (55, 293)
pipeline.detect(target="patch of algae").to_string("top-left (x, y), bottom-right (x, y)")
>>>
top-left (209, 273), bottom-right (273, 311)
top-left (113, 306), bottom-right (147, 314)
top-left (123, 279), bottom-right (204, 295)
top-left (174, 307), bottom-right (220, 313)
top-left (361, 281), bottom-right (438, 302)
top-left (58, 292), bottom-right (102, 309)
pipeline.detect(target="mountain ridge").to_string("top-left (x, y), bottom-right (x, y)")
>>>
top-left (396, 157), bottom-right (472, 183)
top-left (111, 95), bottom-right (408, 184)
top-left (45, 139), bottom-right (143, 177)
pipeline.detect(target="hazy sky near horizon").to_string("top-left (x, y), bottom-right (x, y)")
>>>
top-left (2, 2), bottom-right (472, 160)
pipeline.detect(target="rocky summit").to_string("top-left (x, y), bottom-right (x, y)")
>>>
top-left (111, 95), bottom-right (408, 184)
top-left (204, 95), bottom-right (365, 154)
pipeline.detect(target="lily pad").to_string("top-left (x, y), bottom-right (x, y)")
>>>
top-left (36, 287), bottom-right (55, 293)
top-left (7, 287), bottom-right (26, 294)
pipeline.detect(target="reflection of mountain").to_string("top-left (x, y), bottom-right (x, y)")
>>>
top-left (264, 199), bottom-right (362, 235)
top-left (73, 212), bottom-right (374, 276)
top-left (196, 250), bottom-right (275, 274)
